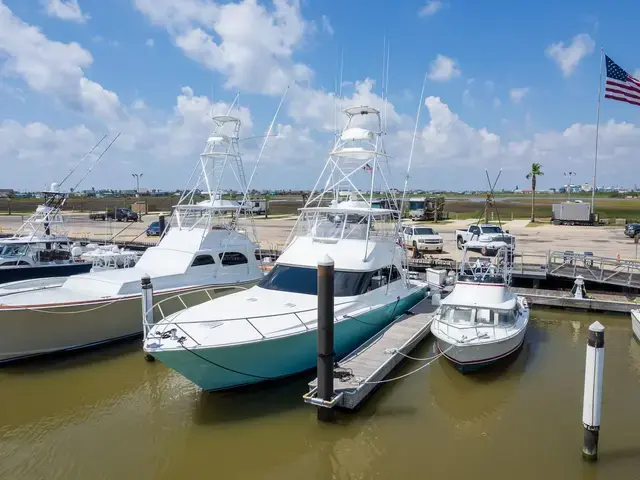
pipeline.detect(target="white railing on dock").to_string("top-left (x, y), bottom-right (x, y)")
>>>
top-left (547, 250), bottom-right (640, 286)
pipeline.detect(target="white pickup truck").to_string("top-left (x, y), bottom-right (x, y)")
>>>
top-left (455, 224), bottom-right (515, 255)
top-left (402, 225), bottom-right (443, 252)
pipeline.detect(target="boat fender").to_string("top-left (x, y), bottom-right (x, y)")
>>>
top-left (481, 247), bottom-right (488, 256)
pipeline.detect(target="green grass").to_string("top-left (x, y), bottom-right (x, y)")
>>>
top-left (2, 194), bottom-right (640, 222)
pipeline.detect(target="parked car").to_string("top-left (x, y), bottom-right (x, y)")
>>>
top-left (455, 224), bottom-right (515, 255)
top-left (146, 221), bottom-right (161, 237)
top-left (402, 225), bottom-right (443, 252)
top-left (90, 208), bottom-right (138, 222)
top-left (625, 223), bottom-right (640, 238)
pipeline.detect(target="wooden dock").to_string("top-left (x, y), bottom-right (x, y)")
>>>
top-left (304, 296), bottom-right (438, 410)
top-left (512, 287), bottom-right (638, 313)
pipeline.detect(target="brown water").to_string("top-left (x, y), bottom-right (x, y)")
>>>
top-left (1, 309), bottom-right (640, 480)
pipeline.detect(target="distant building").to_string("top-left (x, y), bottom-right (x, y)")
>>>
top-left (0, 188), bottom-right (15, 198)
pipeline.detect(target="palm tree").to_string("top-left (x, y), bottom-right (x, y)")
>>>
top-left (525, 163), bottom-right (544, 222)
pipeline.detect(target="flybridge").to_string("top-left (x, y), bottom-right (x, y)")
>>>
top-left (287, 106), bottom-right (401, 254)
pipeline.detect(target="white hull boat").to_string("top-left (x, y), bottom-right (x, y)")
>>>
top-left (145, 105), bottom-right (428, 391)
top-left (632, 310), bottom-right (640, 340)
top-left (0, 114), bottom-right (264, 362)
top-left (431, 247), bottom-right (530, 373)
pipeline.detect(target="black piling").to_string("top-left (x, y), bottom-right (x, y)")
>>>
top-left (317, 255), bottom-right (335, 422)
top-left (158, 215), bottom-right (166, 236)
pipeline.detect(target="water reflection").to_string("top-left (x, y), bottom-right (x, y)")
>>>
top-left (430, 338), bottom-right (530, 423)
top-left (191, 374), bottom-right (312, 425)
top-left (1, 312), bottom-right (640, 480)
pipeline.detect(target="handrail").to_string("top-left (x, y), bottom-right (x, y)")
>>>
top-left (143, 286), bottom-right (386, 344)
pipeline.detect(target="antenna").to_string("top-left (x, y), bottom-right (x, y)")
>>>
top-left (70, 134), bottom-right (121, 193)
top-left (381, 36), bottom-right (386, 106)
top-left (384, 41), bottom-right (390, 132)
top-left (338, 49), bottom-right (344, 104)
top-left (58, 134), bottom-right (108, 189)
top-left (236, 86), bottom-right (290, 218)
top-left (399, 73), bottom-right (427, 219)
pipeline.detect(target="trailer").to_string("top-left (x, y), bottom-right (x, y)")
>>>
top-left (407, 196), bottom-right (447, 221)
top-left (552, 201), bottom-right (597, 226)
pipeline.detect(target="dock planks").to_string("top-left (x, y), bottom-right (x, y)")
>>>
top-left (307, 296), bottom-right (438, 410)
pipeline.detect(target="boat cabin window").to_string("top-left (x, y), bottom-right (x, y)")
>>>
top-left (219, 252), bottom-right (248, 266)
top-left (191, 255), bottom-right (216, 267)
top-left (0, 244), bottom-right (28, 257)
top-left (258, 265), bottom-right (400, 297)
top-left (439, 306), bottom-right (516, 326)
top-left (476, 308), bottom-right (493, 325)
top-left (498, 311), bottom-right (516, 326)
top-left (0, 258), bottom-right (31, 266)
top-left (441, 306), bottom-right (474, 324)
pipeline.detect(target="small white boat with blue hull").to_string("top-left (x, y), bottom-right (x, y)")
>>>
top-left (431, 245), bottom-right (530, 373)
top-left (145, 105), bottom-right (428, 391)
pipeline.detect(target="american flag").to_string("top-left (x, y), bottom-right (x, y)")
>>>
top-left (605, 55), bottom-right (640, 107)
top-left (363, 163), bottom-right (373, 173)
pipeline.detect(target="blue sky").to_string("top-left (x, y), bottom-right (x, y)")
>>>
top-left (2, 0), bottom-right (640, 192)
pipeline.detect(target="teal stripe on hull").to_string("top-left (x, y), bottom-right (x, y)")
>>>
top-left (153, 288), bottom-right (426, 391)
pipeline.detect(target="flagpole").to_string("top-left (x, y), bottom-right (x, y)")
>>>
top-left (591, 48), bottom-right (604, 214)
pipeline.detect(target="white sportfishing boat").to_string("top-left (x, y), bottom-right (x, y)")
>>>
top-left (0, 136), bottom-right (120, 284)
top-left (0, 185), bottom-right (94, 284)
top-left (144, 105), bottom-right (428, 391)
top-left (431, 245), bottom-right (530, 372)
top-left (0, 114), bottom-right (265, 362)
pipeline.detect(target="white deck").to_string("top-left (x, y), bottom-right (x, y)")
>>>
top-left (148, 281), bottom-right (417, 349)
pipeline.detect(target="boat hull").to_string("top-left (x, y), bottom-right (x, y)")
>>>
top-left (435, 327), bottom-right (526, 373)
top-left (633, 310), bottom-right (640, 341)
top-left (149, 288), bottom-right (427, 391)
top-left (0, 281), bottom-right (257, 363)
top-left (0, 262), bottom-right (92, 285)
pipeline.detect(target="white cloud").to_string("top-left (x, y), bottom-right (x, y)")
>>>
top-left (419, 0), bottom-right (443, 17)
top-left (493, 97), bottom-right (502, 108)
top-left (132, 99), bottom-right (146, 109)
top-left (320, 15), bottom-right (333, 35)
top-left (135, 0), bottom-right (312, 95)
top-left (0, 120), bottom-right (100, 186)
top-left (0, 2), bottom-right (120, 120)
top-left (633, 69), bottom-right (640, 80)
top-left (418, 96), bottom-right (501, 165)
top-left (42, 0), bottom-right (90, 23)
top-left (509, 87), bottom-right (530, 104)
top-left (546, 33), bottom-right (595, 77)
top-left (427, 54), bottom-right (461, 82)
top-left (146, 38), bottom-right (155, 47)
top-left (287, 78), bottom-right (405, 132)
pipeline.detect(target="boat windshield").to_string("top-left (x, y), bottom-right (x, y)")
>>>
top-left (0, 244), bottom-right (28, 257)
top-left (293, 210), bottom-right (397, 242)
top-left (257, 264), bottom-right (401, 297)
top-left (439, 306), bottom-right (517, 326)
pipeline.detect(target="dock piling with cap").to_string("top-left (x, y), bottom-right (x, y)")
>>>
top-left (582, 321), bottom-right (605, 461)
top-left (141, 274), bottom-right (155, 362)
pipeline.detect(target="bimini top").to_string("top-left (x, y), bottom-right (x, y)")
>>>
top-left (212, 115), bottom-right (240, 123)
top-left (300, 193), bottom-right (397, 216)
top-left (344, 106), bottom-right (380, 116)
top-left (441, 289), bottom-right (517, 312)
top-left (196, 198), bottom-right (240, 211)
